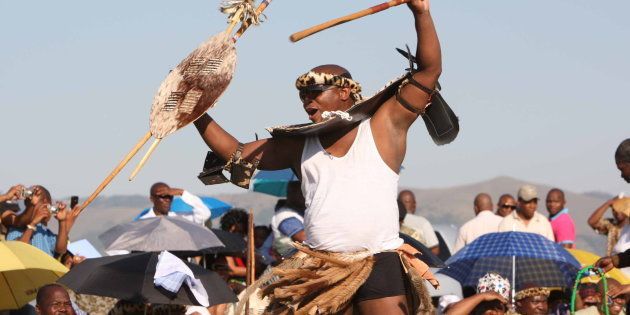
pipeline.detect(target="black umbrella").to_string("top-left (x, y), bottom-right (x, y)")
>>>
top-left (399, 232), bottom-right (445, 268)
top-left (57, 252), bottom-right (236, 306)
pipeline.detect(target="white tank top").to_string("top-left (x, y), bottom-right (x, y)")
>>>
top-left (300, 119), bottom-right (403, 253)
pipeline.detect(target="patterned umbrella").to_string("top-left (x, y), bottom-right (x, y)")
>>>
top-left (438, 232), bottom-right (580, 291)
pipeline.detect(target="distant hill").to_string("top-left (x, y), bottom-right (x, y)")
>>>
top-left (61, 176), bottom-right (612, 255)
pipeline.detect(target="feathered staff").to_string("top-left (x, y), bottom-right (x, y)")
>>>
top-left (78, 0), bottom-right (273, 213)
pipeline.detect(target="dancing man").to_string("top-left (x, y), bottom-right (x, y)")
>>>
top-left (195, 0), bottom-right (441, 313)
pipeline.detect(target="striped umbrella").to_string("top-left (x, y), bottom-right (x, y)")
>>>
top-left (438, 232), bottom-right (580, 292)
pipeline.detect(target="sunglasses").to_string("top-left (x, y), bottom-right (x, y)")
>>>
top-left (500, 204), bottom-right (517, 210)
top-left (153, 194), bottom-right (173, 200)
top-left (299, 85), bottom-right (337, 102)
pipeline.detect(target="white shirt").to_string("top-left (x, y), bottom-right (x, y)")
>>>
top-left (300, 119), bottom-right (403, 253)
top-left (139, 190), bottom-right (211, 225)
top-left (453, 210), bottom-right (503, 253)
top-left (498, 211), bottom-right (555, 242)
top-left (613, 224), bottom-right (630, 277)
top-left (404, 214), bottom-right (440, 248)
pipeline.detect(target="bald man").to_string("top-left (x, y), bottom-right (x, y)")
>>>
top-left (194, 0), bottom-right (441, 313)
top-left (453, 193), bottom-right (503, 253)
top-left (398, 190), bottom-right (440, 255)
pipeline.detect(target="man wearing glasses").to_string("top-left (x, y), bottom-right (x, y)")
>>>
top-left (139, 182), bottom-right (211, 225)
top-left (496, 193), bottom-right (517, 218)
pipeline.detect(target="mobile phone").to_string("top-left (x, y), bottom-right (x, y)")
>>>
top-left (70, 196), bottom-right (79, 209)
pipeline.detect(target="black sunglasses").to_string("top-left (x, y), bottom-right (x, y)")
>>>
top-left (500, 204), bottom-right (517, 210)
top-left (153, 194), bottom-right (173, 200)
top-left (299, 85), bottom-right (337, 102)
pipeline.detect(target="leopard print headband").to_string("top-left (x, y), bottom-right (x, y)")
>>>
top-left (515, 287), bottom-right (550, 301)
top-left (295, 71), bottom-right (363, 102)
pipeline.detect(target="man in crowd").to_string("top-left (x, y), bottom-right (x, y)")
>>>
top-left (139, 182), bottom-right (211, 225)
top-left (398, 190), bottom-right (440, 255)
top-left (5, 185), bottom-right (76, 258)
top-left (498, 185), bottom-right (555, 242)
top-left (270, 181), bottom-right (306, 257)
top-left (36, 284), bottom-right (77, 315)
top-left (514, 285), bottom-right (549, 315)
top-left (496, 193), bottom-right (517, 218)
top-left (453, 193), bottom-right (502, 253)
top-left (576, 278), bottom-right (626, 315)
top-left (546, 188), bottom-right (576, 248)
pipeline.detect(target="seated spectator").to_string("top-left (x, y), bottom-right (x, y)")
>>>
top-left (141, 182), bottom-right (211, 225)
top-left (36, 283), bottom-right (83, 315)
top-left (576, 278), bottom-right (626, 315)
top-left (5, 185), bottom-right (77, 258)
top-left (271, 181), bottom-right (306, 257)
top-left (398, 190), bottom-right (441, 255)
top-left (514, 285), bottom-right (549, 315)
top-left (498, 185), bottom-right (554, 242)
top-left (546, 188), bottom-right (576, 248)
top-left (446, 272), bottom-right (510, 315)
top-left (453, 193), bottom-right (502, 253)
top-left (496, 193), bottom-right (517, 218)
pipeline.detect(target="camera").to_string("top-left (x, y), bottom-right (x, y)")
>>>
top-left (21, 188), bottom-right (34, 199)
top-left (47, 204), bottom-right (59, 214)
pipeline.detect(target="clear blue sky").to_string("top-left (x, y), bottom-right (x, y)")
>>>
top-left (1, 0), bottom-right (629, 199)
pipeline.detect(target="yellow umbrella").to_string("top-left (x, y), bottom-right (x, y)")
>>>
top-left (0, 241), bottom-right (68, 310)
top-left (567, 248), bottom-right (629, 285)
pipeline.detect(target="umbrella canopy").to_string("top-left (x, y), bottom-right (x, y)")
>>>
top-left (134, 196), bottom-right (232, 220)
top-left (252, 169), bottom-right (297, 197)
top-left (568, 248), bottom-right (630, 284)
top-left (57, 252), bottom-right (236, 306)
top-left (177, 229), bottom-right (247, 257)
top-left (0, 241), bottom-right (69, 310)
top-left (438, 232), bottom-right (580, 291)
top-left (99, 216), bottom-right (223, 252)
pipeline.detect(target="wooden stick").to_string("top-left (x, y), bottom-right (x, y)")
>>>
top-left (128, 137), bottom-right (161, 181)
top-left (289, 0), bottom-right (410, 42)
top-left (232, 0), bottom-right (274, 42)
top-left (245, 209), bottom-right (255, 315)
top-left (225, 7), bottom-right (245, 36)
top-left (78, 131), bottom-right (152, 213)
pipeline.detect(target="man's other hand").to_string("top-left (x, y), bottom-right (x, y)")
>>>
top-left (595, 255), bottom-right (618, 272)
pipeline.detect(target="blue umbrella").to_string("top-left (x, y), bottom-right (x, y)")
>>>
top-left (438, 232), bottom-right (580, 291)
top-left (134, 197), bottom-right (232, 220)
top-left (252, 169), bottom-right (298, 197)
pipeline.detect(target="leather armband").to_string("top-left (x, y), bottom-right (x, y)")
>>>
top-left (396, 73), bottom-right (436, 115)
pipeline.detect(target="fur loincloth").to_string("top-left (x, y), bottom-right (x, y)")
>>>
top-left (236, 243), bottom-right (437, 315)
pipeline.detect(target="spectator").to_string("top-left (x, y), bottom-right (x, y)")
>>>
top-left (576, 278), bottom-right (625, 315)
top-left (546, 188), bottom-right (576, 249)
top-left (595, 198), bottom-right (630, 273)
top-left (398, 190), bottom-right (440, 255)
top-left (496, 194), bottom-right (517, 218)
top-left (0, 184), bottom-right (24, 240)
top-left (139, 182), bottom-right (211, 225)
top-left (270, 181), bottom-right (306, 257)
top-left (219, 208), bottom-right (249, 293)
top-left (498, 185), bottom-right (555, 242)
top-left (453, 193), bottom-right (502, 253)
top-left (35, 283), bottom-right (79, 315)
top-left (588, 196), bottom-right (628, 256)
top-left (445, 272), bottom-right (510, 315)
top-left (6, 185), bottom-right (76, 258)
top-left (398, 200), bottom-right (423, 242)
top-left (576, 283), bottom-right (601, 311)
top-left (514, 285), bottom-right (549, 315)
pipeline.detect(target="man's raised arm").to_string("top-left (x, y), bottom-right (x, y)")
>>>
top-left (194, 113), bottom-right (302, 171)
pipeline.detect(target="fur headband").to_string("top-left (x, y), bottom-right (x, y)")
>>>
top-left (295, 71), bottom-right (363, 102)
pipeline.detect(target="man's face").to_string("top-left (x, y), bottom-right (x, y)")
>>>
top-left (399, 193), bottom-right (417, 214)
top-left (476, 300), bottom-right (507, 315)
top-left (36, 288), bottom-right (74, 315)
top-left (518, 198), bottom-right (538, 220)
top-left (617, 161), bottom-right (630, 183)
top-left (150, 185), bottom-right (173, 215)
top-left (497, 196), bottom-right (517, 217)
top-left (516, 295), bottom-right (548, 315)
top-left (545, 191), bottom-right (565, 216)
top-left (608, 295), bottom-right (627, 315)
top-left (300, 86), bottom-right (350, 123)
